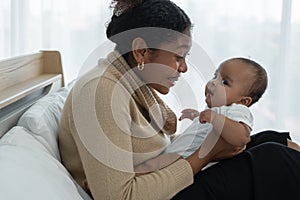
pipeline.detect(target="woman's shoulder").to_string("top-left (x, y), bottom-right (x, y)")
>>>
top-left (74, 65), bottom-right (119, 91)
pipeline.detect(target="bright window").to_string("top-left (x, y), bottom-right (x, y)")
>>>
top-left (1, 0), bottom-right (299, 142)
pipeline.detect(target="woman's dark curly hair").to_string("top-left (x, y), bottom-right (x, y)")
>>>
top-left (106, 0), bottom-right (192, 56)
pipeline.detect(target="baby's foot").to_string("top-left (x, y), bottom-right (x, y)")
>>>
top-left (287, 139), bottom-right (300, 152)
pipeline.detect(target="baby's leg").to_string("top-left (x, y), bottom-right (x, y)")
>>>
top-left (287, 139), bottom-right (300, 152)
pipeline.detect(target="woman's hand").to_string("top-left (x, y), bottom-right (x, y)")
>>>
top-left (186, 132), bottom-right (244, 175)
top-left (205, 136), bottom-right (245, 162)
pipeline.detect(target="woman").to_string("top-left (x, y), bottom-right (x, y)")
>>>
top-left (58, 0), bottom-right (300, 199)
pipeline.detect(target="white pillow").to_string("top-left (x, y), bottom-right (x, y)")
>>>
top-left (17, 86), bottom-right (70, 160)
top-left (0, 126), bottom-right (84, 200)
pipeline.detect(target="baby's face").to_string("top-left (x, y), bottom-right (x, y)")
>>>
top-left (205, 59), bottom-right (254, 108)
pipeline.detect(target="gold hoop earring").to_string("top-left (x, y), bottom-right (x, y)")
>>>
top-left (138, 62), bottom-right (144, 71)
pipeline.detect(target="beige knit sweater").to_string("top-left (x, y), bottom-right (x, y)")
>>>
top-left (58, 51), bottom-right (193, 200)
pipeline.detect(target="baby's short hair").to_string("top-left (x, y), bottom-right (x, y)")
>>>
top-left (229, 57), bottom-right (268, 106)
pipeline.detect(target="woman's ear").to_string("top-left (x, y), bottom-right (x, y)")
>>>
top-left (132, 37), bottom-right (148, 63)
top-left (240, 96), bottom-right (252, 107)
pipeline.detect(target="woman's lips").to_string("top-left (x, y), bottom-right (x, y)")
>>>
top-left (167, 76), bottom-right (179, 86)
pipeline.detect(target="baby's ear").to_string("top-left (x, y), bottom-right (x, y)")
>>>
top-left (241, 96), bottom-right (252, 107)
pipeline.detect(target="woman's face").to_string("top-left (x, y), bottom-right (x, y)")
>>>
top-left (134, 33), bottom-right (192, 94)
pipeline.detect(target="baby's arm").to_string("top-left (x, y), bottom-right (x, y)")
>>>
top-left (200, 109), bottom-right (251, 147)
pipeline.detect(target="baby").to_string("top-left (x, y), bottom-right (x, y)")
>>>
top-left (135, 57), bottom-right (300, 174)
top-left (164, 57), bottom-right (265, 160)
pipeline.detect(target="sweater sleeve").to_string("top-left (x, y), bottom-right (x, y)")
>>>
top-left (68, 76), bottom-right (193, 200)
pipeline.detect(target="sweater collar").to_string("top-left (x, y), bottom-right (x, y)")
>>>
top-left (105, 50), bottom-right (177, 135)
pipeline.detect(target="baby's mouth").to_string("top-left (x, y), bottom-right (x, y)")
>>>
top-left (207, 89), bottom-right (213, 97)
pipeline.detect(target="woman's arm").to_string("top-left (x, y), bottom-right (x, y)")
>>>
top-left (134, 153), bottom-right (182, 175)
top-left (186, 135), bottom-right (244, 174)
top-left (133, 135), bottom-right (243, 177)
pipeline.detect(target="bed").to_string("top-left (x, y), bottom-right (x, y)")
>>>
top-left (0, 51), bottom-right (92, 200)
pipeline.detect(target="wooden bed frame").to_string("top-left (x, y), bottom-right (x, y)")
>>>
top-left (0, 50), bottom-right (64, 137)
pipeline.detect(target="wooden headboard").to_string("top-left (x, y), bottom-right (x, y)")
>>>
top-left (0, 50), bottom-right (64, 137)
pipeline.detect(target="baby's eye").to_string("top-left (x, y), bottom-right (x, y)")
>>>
top-left (221, 79), bottom-right (228, 85)
top-left (212, 73), bottom-right (217, 79)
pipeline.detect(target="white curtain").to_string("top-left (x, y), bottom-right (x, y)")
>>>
top-left (1, 0), bottom-right (299, 142)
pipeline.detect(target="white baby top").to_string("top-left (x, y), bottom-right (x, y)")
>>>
top-left (164, 103), bottom-right (253, 160)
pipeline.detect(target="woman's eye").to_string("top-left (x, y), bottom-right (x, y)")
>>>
top-left (176, 56), bottom-right (184, 62)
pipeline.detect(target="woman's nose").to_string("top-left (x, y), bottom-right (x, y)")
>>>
top-left (178, 59), bottom-right (188, 73)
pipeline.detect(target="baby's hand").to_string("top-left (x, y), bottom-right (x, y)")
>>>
top-left (179, 109), bottom-right (200, 121)
top-left (199, 109), bottom-right (216, 124)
